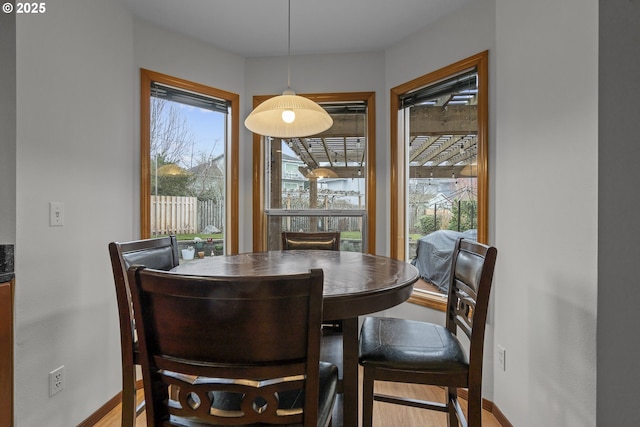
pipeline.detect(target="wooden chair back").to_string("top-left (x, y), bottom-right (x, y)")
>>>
top-left (446, 238), bottom-right (497, 372)
top-left (128, 266), bottom-right (328, 426)
top-left (107, 236), bottom-right (179, 427)
top-left (281, 231), bottom-right (341, 251)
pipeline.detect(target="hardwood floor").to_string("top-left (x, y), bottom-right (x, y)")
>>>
top-left (93, 374), bottom-right (502, 427)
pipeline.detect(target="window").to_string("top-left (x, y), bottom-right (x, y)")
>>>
top-left (390, 52), bottom-right (488, 309)
top-left (140, 69), bottom-right (239, 254)
top-left (252, 92), bottom-right (376, 253)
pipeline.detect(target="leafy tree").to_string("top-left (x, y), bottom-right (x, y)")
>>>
top-left (417, 214), bottom-right (441, 234)
top-left (156, 174), bottom-right (194, 196)
top-left (408, 179), bottom-right (438, 233)
top-left (448, 200), bottom-right (477, 232)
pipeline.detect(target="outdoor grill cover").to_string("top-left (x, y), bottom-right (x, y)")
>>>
top-left (411, 229), bottom-right (477, 293)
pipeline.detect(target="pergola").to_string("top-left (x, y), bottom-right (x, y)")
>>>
top-left (281, 93), bottom-right (478, 180)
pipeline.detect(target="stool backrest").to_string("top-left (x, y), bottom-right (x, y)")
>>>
top-left (108, 236), bottom-right (180, 365)
top-left (281, 231), bottom-right (341, 251)
top-left (128, 266), bottom-right (325, 426)
top-left (446, 238), bottom-right (498, 370)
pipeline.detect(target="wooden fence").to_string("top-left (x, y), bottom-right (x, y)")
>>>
top-left (151, 196), bottom-right (224, 236)
top-left (198, 199), bottom-right (225, 233)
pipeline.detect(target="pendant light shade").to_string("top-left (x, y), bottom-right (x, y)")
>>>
top-left (307, 167), bottom-right (338, 179)
top-left (244, 0), bottom-right (333, 138)
top-left (245, 90), bottom-right (333, 138)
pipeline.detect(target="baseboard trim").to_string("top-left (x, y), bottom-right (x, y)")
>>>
top-left (77, 392), bottom-right (121, 427)
top-left (77, 380), bottom-right (143, 427)
top-left (457, 388), bottom-right (513, 427)
top-left (490, 401), bottom-right (513, 427)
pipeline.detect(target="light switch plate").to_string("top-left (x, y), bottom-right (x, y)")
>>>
top-left (49, 202), bottom-right (64, 226)
top-left (497, 345), bottom-right (506, 371)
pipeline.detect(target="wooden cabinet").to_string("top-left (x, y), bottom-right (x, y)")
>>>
top-left (0, 278), bottom-right (13, 427)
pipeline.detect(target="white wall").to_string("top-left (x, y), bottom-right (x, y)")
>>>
top-left (494, 0), bottom-right (598, 425)
top-left (15, 0), bottom-right (135, 424)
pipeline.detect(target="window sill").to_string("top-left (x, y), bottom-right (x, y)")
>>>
top-left (407, 280), bottom-right (447, 311)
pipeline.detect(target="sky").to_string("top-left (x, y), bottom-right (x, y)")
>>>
top-left (177, 103), bottom-right (226, 165)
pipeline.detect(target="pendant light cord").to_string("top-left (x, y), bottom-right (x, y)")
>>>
top-left (244, 0), bottom-right (333, 137)
top-left (287, 0), bottom-right (291, 89)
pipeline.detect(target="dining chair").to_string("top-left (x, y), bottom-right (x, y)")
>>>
top-left (358, 238), bottom-right (497, 427)
top-left (107, 236), bottom-right (180, 427)
top-left (128, 266), bottom-right (338, 427)
top-left (281, 231), bottom-right (341, 251)
top-left (281, 231), bottom-right (342, 333)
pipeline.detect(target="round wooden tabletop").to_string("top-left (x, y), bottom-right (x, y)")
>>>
top-left (171, 250), bottom-right (419, 320)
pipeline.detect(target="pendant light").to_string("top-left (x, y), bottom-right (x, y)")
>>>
top-left (244, 0), bottom-right (333, 138)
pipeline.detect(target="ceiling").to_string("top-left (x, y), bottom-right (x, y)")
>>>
top-left (123, 0), bottom-right (475, 57)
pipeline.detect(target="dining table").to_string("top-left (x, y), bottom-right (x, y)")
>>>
top-left (171, 249), bottom-right (419, 427)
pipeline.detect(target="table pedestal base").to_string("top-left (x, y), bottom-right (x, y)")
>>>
top-left (321, 317), bottom-right (359, 427)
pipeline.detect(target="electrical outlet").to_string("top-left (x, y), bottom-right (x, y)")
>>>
top-left (497, 345), bottom-right (506, 371)
top-left (49, 366), bottom-right (64, 396)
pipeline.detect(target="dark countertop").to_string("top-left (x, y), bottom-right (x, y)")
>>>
top-left (0, 244), bottom-right (14, 283)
